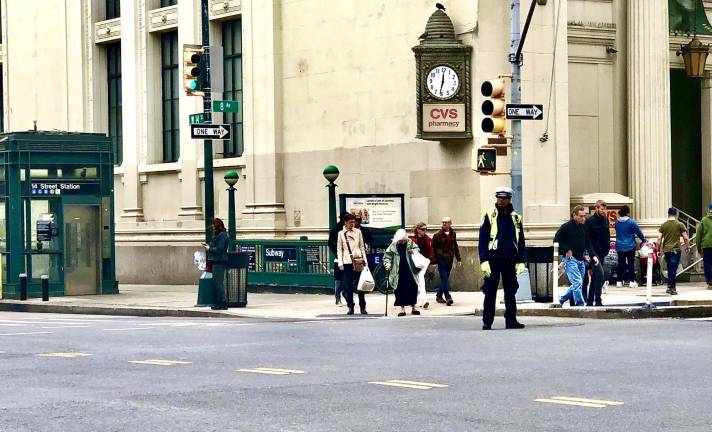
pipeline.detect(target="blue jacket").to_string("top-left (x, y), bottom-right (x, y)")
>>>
top-left (615, 217), bottom-right (645, 252)
top-left (208, 231), bottom-right (229, 264)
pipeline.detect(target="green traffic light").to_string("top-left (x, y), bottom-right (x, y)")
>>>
top-left (189, 80), bottom-right (198, 90)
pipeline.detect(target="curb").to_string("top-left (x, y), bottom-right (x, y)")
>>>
top-left (0, 302), bottom-right (253, 319)
top-left (473, 305), bottom-right (712, 319)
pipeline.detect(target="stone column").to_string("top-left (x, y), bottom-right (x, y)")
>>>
top-left (118, 0), bottom-right (144, 222)
top-left (627, 0), bottom-right (671, 221)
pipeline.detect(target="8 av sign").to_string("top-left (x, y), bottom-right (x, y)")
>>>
top-left (506, 104), bottom-right (544, 120)
top-left (190, 124), bottom-right (232, 140)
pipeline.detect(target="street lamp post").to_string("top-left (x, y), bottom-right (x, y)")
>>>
top-left (323, 165), bottom-right (340, 232)
top-left (224, 170), bottom-right (239, 252)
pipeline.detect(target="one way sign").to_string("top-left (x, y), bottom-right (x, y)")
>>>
top-left (506, 104), bottom-right (544, 120)
top-left (190, 124), bottom-right (232, 140)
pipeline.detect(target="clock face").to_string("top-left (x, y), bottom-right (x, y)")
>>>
top-left (426, 65), bottom-right (460, 100)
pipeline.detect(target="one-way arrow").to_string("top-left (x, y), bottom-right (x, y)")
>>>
top-left (190, 124), bottom-right (232, 140)
top-left (505, 104), bottom-right (544, 120)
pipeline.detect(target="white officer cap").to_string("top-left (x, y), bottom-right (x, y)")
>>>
top-left (495, 186), bottom-right (513, 198)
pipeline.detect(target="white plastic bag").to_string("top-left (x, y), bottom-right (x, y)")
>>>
top-left (357, 267), bottom-right (375, 292)
top-left (194, 250), bottom-right (207, 271)
top-left (200, 271), bottom-right (212, 279)
top-left (411, 250), bottom-right (430, 269)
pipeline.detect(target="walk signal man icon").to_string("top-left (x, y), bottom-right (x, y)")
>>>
top-left (476, 148), bottom-right (497, 172)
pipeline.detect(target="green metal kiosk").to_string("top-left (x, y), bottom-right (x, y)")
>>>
top-left (0, 132), bottom-right (117, 299)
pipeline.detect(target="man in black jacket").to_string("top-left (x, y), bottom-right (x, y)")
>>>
top-left (554, 205), bottom-right (599, 306)
top-left (328, 213), bottom-right (348, 306)
top-left (584, 200), bottom-right (610, 306)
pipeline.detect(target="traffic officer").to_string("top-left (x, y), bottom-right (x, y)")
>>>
top-left (479, 186), bottom-right (526, 330)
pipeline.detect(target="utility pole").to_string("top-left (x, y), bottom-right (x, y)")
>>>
top-left (510, 0), bottom-right (523, 214)
top-left (201, 0), bottom-right (214, 242)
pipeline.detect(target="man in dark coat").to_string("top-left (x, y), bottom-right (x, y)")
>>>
top-left (584, 200), bottom-right (610, 306)
top-left (479, 186), bottom-right (526, 330)
top-left (328, 213), bottom-right (348, 306)
top-left (555, 205), bottom-right (599, 306)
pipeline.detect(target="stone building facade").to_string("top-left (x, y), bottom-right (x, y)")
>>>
top-left (0, 0), bottom-right (708, 287)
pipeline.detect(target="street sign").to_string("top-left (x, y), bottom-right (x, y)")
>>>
top-left (189, 113), bottom-right (206, 124)
top-left (506, 104), bottom-right (544, 120)
top-left (212, 100), bottom-right (239, 113)
top-left (476, 148), bottom-right (497, 172)
top-left (190, 124), bottom-right (232, 140)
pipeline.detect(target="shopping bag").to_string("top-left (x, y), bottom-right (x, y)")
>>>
top-left (357, 267), bottom-right (375, 292)
top-left (411, 250), bottom-right (430, 270)
top-left (194, 250), bottom-right (207, 271)
top-left (200, 271), bottom-right (212, 280)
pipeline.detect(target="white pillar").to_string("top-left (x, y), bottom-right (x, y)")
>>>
top-left (627, 0), bottom-right (672, 221)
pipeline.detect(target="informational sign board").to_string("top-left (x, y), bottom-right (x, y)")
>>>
top-left (238, 244), bottom-right (257, 271)
top-left (264, 246), bottom-right (298, 262)
top-left (303, 245), bottom-right (322, 264)
top-left (339, 194), bottom-right (405, 230)
top-left (422, 103), bottom-right (466, 132)
top-left (30, 182), bottom-right (100, 196)
top-left (505, 104), bottom-right (544, 120)
top-left (190, 124), bottom-right (232, 140)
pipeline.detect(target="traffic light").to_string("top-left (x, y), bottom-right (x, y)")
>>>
top-left (183, 44), bottom-right (205, 96)
top-left (481, 79), bottom-right (506, 135)
top-left (475, 148), bottom-right (497, 172)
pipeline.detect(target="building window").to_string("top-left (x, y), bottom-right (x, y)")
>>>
top-left (107, 43), bottom-right (122, 165)
top-left (222, 20), bottom-right (243, 157)
top-left (161, 31), bottom-right (179, 163)
top-left (160, 0), bottom-right (177, 7)
top-left (106, 0), bottom-right (120, 19)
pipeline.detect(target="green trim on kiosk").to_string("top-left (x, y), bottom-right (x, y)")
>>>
top-left (0, 132), bottom-right (117, 299)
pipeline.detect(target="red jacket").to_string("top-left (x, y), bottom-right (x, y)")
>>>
top-left (409, 234), bottom-right (434, 262)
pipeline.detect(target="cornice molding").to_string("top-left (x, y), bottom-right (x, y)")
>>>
top-left (148, 5), bottom-right (178, 33)
top-left (94, 17), bottom-right (121, 44)
top-left (209, 0), bottom-right (241, 21)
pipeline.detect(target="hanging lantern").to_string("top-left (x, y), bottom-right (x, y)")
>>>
top-left (677, 36), bottom-right (710, 78)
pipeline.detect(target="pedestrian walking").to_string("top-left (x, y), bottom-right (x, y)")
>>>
top-left (328, 213), bottom-right (348, 306)
top-left (384, 229), bottom-right (420, 317)
top-left (584, 199), bottom-right (610, 306)
top-left (695, 204), bottom-right (712, 290)
top-left (202, 218), bottom-right (229, 310)
top-left (554, 206), bottom-right (599, 306)
top-left (409, 222), bottom-right (434, 309)
top-left (479, 186), bottom-right (526, 330)
top-left (615, 205), bottom-right (646, 288)
top-left (432, 217), bottom-right (462, 305)
top-left (337, 213), bottom-right (368, 315)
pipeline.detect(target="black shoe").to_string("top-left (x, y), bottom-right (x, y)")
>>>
top-left (482, 324), bottom-right (492, 330)
top-left (347, 308), bottom-right (354, 315)
top-left (436, 296), bottom-right (446, 304)
top-left (670, 290), bottom-right (678, 296)
top-left (360, 309), bottom-right (368, 315)
top-left (585, 303), bottom-right (593, 307)
top-left (595, 302), bottom-right (603, 307)
top-left (505, 321), bottom-right (525, 329)
top-left (411, 310), bottom-right (421, 315)
top-left (398, 312), bottom-right (406, 317)
top-left (446, 298), bottom-right (454, 306)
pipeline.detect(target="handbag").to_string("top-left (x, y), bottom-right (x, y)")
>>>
top-left (357, 266), bottom-right (375, 292)
top-left (411, 250), bottom-right (430, 270)
top-left (344, 231), bottom-right (366, 272)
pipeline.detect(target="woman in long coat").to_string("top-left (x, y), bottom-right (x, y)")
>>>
top-left (384, 229), bottom-right (420, 316)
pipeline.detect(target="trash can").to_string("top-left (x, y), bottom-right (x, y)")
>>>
top-left (525, 246), bottom-right (554, 303)
top-left (226, 251), bottom-right (249, 307)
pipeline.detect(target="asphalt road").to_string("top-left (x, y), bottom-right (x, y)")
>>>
top-left (0, 312), bottom-right (710, 432)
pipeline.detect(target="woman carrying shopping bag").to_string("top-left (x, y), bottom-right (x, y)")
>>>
top-left (384, 229), bottom-right (421, 317)
top-left (337, 213), bottom-right (368, 315)
top-left (409, 222), bottom-right (435, 309)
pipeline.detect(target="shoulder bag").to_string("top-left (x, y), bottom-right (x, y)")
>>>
top-left (344, 231), bottom-right (366, 272)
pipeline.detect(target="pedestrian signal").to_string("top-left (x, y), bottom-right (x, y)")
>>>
top-left (476, 148), bottom-right (497, 172)
top-left (481, 79), bottom-right (506, 135)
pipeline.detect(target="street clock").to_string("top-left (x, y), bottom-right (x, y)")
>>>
top-left (412, 7), bottom-right (473, 140)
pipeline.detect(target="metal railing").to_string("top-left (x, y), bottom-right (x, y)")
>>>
top-left (666, 209), bottom-right (703, 278)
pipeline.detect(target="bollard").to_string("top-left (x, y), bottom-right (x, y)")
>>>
top-left (41, 275), bottom-right (49, 301)
top-left (551, 242), bottom-right (560, 307)
top-left (643, 250), bottom-right (655, 309)
top-left (19, 273), bottom-right (27, 301)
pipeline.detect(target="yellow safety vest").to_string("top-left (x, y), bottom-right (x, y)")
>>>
top-left (483, 208), bottom-right (522, 251)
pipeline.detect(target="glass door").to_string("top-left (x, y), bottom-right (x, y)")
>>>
top-left (63, 205), bottom-right (100, 295)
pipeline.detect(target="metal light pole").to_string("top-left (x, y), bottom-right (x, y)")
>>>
top-left (201, 0), bottom-right (214, 242)
top-left (323, 165), bottom-right (340, 232)
top-left (510, 0), bottom-right (523, 213)
top-left (224, 170), bottom-right (239, 252)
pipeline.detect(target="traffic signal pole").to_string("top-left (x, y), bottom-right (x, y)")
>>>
top-left (510, 0), bottom-right (523, 213)
top-left (201, 0), bottom-right (214, 242)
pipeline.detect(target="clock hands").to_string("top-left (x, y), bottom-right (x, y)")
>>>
top-left (440, 73), bottom-right (445, 92)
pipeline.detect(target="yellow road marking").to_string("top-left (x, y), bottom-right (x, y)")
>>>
top-left (369, 381), bottom-right (432, 390)
top-left (535, 398), bottom-right (607, 408)
top-left (386, 379), bottom-right (448, 388)
top-left (37, 352), bottom-right (93, 358)
top-left (129, 359), bottom-right (192, 366)
top-left (550, 396), bottom-right (624, 406)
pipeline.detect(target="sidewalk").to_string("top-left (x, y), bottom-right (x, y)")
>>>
top-left (2, 282), bottom-right (712, 320)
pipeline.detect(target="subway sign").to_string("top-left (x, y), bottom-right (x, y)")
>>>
top-left (31, 182), bottom-right (100, 196)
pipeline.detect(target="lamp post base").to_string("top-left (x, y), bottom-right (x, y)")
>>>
top-left (196, 278), bottom-right (214, 307)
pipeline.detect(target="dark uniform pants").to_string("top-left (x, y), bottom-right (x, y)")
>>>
top-left (481, 258), bottom-right (519, 327)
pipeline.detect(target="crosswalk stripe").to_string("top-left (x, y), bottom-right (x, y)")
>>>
top-left (129, 359), bottom-right (192, 366)
top-left (369, 381), bottom-right (433, 390)
top-left (36, 352), bottom-right (93, 358)
top-left (0, 332), bottom-right (52, 336)
top-left (550, 396), bottom-right (624, 406)
top-left (237, 368), bottom-right (289, 375)
top-left (535, 398), bottom-right (607, 408)
top-left (41, 325), bottom-right (91, 329)
top-left (254, 368), bottom-right (305, 374)
top-left (103, 327), bottom-right (157, 331)
top-left (386, 379), bottom-right (448, 388)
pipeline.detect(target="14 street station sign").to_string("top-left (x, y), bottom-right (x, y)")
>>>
top-left (190, 124), bottom-right (232, 140)
top-left (505, 104), bottom-right (544, 120)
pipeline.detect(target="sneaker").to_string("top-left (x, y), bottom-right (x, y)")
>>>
top-left (436, 296), bottom-right (446, 304)
top-left (616, 281), bottom-right (623, 288)
top-left (446, 297), bottom-right (454, 306)
top-left (707, 284), bottom-right (712, 290)
top-left (423, 302), bottom-right (430, 309)
top-left (603, 281), bottom-right (609, 294)
top-left (629, 282), bottom-right (638, 288)
top-left (669, 290), bottom-right (678, 296)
